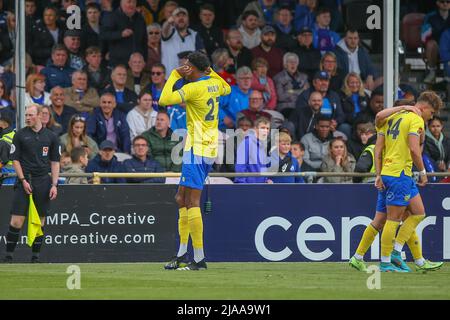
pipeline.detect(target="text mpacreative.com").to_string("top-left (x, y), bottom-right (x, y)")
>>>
top-left (0, 232), bottom-right (156, 245)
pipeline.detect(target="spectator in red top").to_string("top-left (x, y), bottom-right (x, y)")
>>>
top-left (211, 48), bottom-right (236, 86)
top-left (237, 90), bottom-right (272, 124)
top-left (251, 25), bottom-right (284, 78)
top-left (250, 57), bottom-right (277, 110)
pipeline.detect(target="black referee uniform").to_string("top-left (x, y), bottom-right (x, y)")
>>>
top-left (3, 126), bottom-right (60, 263)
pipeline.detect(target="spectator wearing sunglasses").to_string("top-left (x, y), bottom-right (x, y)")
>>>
top-left (146, 23), bottom-right (162, 71)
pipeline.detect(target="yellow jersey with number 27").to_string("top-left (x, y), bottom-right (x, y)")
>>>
top-left (377, 110), bottom-right (424, 177)
top-left (159, 69), bottom-right (231, 158)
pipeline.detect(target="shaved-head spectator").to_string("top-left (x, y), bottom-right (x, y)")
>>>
top-left (64, 70), bottom-right (100, 114)
top-left (125, 52), bottom-right (151, 95)
top-left (101, 0), bottom-right (148, 66)
top-left (49, 86), bottom-right (78, 133)
top-left (87, 92), bottom-right (131, 154)
top-left (102, 65), bottom-right (138, 114)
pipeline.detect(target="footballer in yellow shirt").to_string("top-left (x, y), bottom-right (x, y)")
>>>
top-left (373, 91), bottom-right (443, 272)
top-left (159, 51), bottom-right (231, 270)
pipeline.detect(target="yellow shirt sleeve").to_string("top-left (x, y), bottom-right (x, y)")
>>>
top-left (408, 115), bottom-right (424, 137)
top-left (209, 69), bottom-right (231, 96)
top-left (376, 121), bottom-right (387, 136)
top-left (158, 70), bottom-right (183, 106)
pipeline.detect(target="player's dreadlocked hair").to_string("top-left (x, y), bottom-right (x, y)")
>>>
top-left (187, 51), bottom-right (211, 73)
top-left (417, 91), bottom-right (443, 112)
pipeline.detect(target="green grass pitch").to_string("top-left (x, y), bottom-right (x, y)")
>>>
top-left (0, 262), bottom-right (449, 300)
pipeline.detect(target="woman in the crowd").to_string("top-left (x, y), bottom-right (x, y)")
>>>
top-left (273, 52), bottom-right (309, 118)
top-left (0, 78), bottom-right (12, 110)
top-left (40, 104), bottom-right (63, 136)
top-left (24, 73), bottom-right (51, 107)
top-left (250, 57), bottom-right (277, 110)
top-left (320, 51), bottom-right (344, 92)
top-left (60, 115), bottom-right (99, 160)
top-left (340, 72), bottom-right (370, 133)
top-left (320, 137), bottom-right (355, 183)
top-left (424, 116), bottom-right (450, 172)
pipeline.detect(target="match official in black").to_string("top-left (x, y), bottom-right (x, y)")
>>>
top-left (2, 104), bottom-right (61, 263)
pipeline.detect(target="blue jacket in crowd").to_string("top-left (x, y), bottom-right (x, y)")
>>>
top-left (85, 154), bottom-right (126, 184)
top-left (334, 40), bottom-right (376, 82)
top-left (219, 85), bottom-right (250, 130)
top-left (40, 62), bottom-right (75, 92)
top-left (87, 107), bottom-right (131, 154)
top-left (270, 152), bottom-right (305, 184)
top-left (122, 155), bottom-right (165, 184)
top-left (235, 133), bottom-right (270, 184)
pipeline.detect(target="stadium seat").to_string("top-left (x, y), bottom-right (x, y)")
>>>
top-left (401, 13), bottom-right (425, 52)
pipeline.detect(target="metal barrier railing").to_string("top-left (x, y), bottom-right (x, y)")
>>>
top-left (2, 172), bottom-right (450, 184)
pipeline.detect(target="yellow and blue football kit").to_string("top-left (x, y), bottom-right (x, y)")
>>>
top-left (375, 110), bottom-right (424, 212)
top-left (159, 68), bottom-right (231, 190)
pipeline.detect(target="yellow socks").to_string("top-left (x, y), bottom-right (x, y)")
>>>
top-left (188, 207), bottom-right (204, 262)
top-left (380, 220), bottom-right (400, 262)
top-left (355, 224), bottom-right (379, 259)
top-left (406, 230), bottom-right (422, 260)
top-left (394, 215), bottom-right (425, 253)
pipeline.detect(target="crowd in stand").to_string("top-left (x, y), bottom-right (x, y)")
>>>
top-left (1, 0), bottom-right (450, 185)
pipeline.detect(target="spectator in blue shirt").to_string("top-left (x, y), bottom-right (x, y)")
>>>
top-left (122, 136), bottom-right (165, 183)
top-left (40, 44), bottom-right (75, 92)
top-left (312, 7), bottom-right (340, 54)
top-left (271, 132), bottom-right (304, 183)
top-left (294, 0), bottom-right (317, 31)
top-left (235, 116), bottom-right (273, 183)
top-left (85, 140), bottom-right (126, 184)
top-left (219, 66), bottom-right (253, 130)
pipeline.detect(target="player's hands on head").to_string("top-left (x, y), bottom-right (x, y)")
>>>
top-left (204, 67), bottom-right (212, 75)
top-left (175, 65), bottom-right (193, 77)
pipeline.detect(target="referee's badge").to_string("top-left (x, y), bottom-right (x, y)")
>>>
top-left (9, 144), bottom-right (15, 154)
top-left (42, 147), bottom-right (49, 156)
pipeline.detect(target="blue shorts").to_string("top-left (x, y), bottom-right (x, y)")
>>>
top-left (179, 149), bottom-right (214, 190)
top-left (376, 171), bottom-right (419, 213)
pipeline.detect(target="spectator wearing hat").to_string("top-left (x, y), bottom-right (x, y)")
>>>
top-left (250, 57), bottom-right (277, 110)
top-left (296, 70), bottom-right (344, 127)
top-left (102, 65), bottom-right (138, 114)
top-left (251, 25), bottom-right (285, 78)
top-left (123, 136), bottom-right (165, 183)
top-left (85, 140), bottom-right (126, 184)
top-left (273, 6), bottom-right (297, 52)
top-left (161, 6), bottom-right (205, 78)
top-left (28, 6), bottom-right (64, 66)
top-left (292, 26), bottom-right (321, 81)
top-left (311, 7), bottom-right (340, 54)
top-left (101, 0), bottom-right (147, 67)
top-left (87, 92), bottom-right (131, 154)
top-left (192, 4), bottom-right (225, 57)
top-left (225, 28), bottom-right (254, 73)
top-left (294, 0), bottom-right (317, 31)
top-left (49, 86), bottom-right (78, 134)
top-left (238, 10), bottom-right (262, 50)
top-left (64, 70), bottom-right (100, 114)
top-left (63, 29), bottom-right (85, 70)
top-left (125, 53), bottom-right (150, 96)
top-left (274, 52), bottom-right (309, 117)
top-left (334, 29), bottom-right (379, 91)
top-left (40, 45), bottom-right (76, 92)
